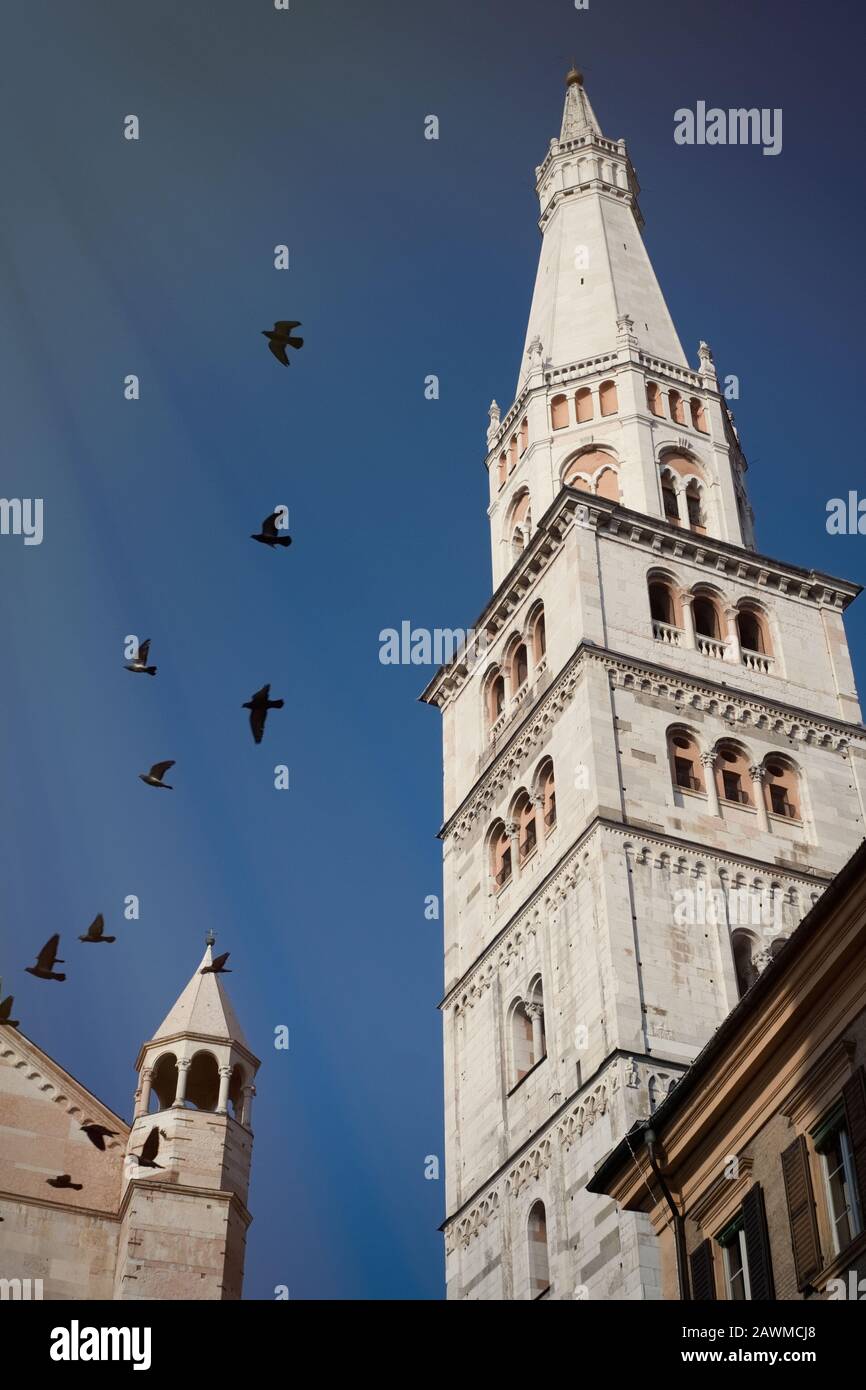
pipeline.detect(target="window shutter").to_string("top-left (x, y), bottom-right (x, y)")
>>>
top-left (690, 1239), bottom-right (716, 1301)
top-left (842, 1067), bottom-right (866, 1219)
top-left (781, 1135), bottom-right (822, 1291)
top-left (742, 1184), bottom-right (775, 1300)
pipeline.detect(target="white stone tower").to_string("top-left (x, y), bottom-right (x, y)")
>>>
top-left (422, 69), bottom-right (865, 1300)
top-left (114, 938), bottom-right (260, 1300)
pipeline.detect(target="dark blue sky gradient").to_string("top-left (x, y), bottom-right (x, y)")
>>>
top-left (0, 0), bottom-right (864, 1299)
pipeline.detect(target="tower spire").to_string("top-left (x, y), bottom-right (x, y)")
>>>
top-left (560, 66), bottom-right (600, 140)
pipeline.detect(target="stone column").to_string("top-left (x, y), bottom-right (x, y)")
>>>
top-left (216, 1065), bottom-right (232, 1115)
top-left (750, 766), bottom-right (770, 832)
top-left (525, 1001), bottom-right (545, 1064)
top-left (680, 592), bottom-right (696, 650)
top-left (135, 1067), bottom-right (153, 1119)
top-left (505, 819), bottom-right (519, 877)
top-left (532, 793), bottom-right (545, 847)
top-left (674, 482), bottom-right (689, 529)
top-left (724, 605), bottom-right (742, 664)
top-left (241, 1084), bottom-right (256, 1128)
top-left (700, 752), bottom-right (720, 815)
top-left (173, 1058), bottom-right (191, 1108)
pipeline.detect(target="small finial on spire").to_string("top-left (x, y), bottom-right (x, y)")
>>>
top-left (205, 929), bottom-right (216, 947)
top-left (566, 64), bottom-right (583, 87)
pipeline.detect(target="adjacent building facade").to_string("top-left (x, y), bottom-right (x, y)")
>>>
top-left (422, 71), bottom-right (865, 1300)
top-left (587, 840), bottom-right (866, 1302)
top-left (0, 942), bottom-right (259, 1300)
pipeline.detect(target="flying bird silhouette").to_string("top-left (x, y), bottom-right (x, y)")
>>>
top-left (262, 320), bottom-right (303, 366)
top-left (251, 512), bottom-right (292, 549)
top-left (47, 1175), bottom-right (83, 1191)
top-left (125, 638), bottom-right (157, 676)
top-left (133, 1127), bottom-right (166, 1169)
top-left (243, 684), bottom-right (284, 744)
top-left (139, 760), bottom-right (174, 790)
top-left (79, 914), bottom-right (116, 944)
top-left (0, 996), bottom-right (19, 1028)
top-left (80, 1123), bottom-right (119, 1151)
top-left (200, 952), bottom-right (231, 975)
top-left (25, 935), bottom-right (65, 982)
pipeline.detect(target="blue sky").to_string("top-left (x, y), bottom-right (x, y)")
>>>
top-left (0, 0), bottom-right (864, 1299)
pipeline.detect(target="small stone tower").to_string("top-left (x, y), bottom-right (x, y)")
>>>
top-left (113, 939), bottom-right (260, 1300)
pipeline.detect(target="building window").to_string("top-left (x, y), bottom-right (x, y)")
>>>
top-left (685, 481), bottom-right (706, 532)
top-left (490, 822), bottom-right (512, 891)
top-left (815, 1110), bottom-right (863, 1255)
top-left (485, 668), bottom-right (506, 730)
top-left (661, 475), bottom-right (679, 522)
top-left (538, 759), bottom-right (556, 831)
top-left (531, 608), bottom-right (546, 663)
top-left (669, 389), bottom-right (686, 424)
top-left (647, 382), bottom-right (664, 417)
top-left (719, 1219), bottom-right (751, 1300)
top-left (669, 731), bottom-right (703, 793)
top-left (550, 394), bottom-right (569, 430)
top-left (512, 642), bottom-right (528, 691)
top-left (520, 418), bottom-right (529, 453)
top-left (690, 397), bottom-right (709, 432)
top-left (575, 387), bottom-right (593, 422)
top-left (513, 790), bottom-right (537, 864)
top-left (764, 760), bottom-right (800, 820)
top-left (693, 595), bottom-right (722, 642)
top-left (528, 1201), bottom-right (551, 1298)
top-left (716, 745), bottom-right (752, 806)
top-left (649, 578), bottom-right (679, 632)
top-left (497, 453), bottom-right (507, 489)
top-left (737, 607), bottom-right (770, 657)
top-left (599, 379), bottom-right (618, 416)
top-left (731, 931), bottom-right (759, 997)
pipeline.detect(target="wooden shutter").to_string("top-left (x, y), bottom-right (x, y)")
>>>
top-left (690, 1239), bottom-right (716, 1301)
top-left (781, 1135), bottom-right (822, 1291)
top-left (742, 1184), bottom-right (775, 1300)
top-left (842, 1066), bottom-right (866, 1222)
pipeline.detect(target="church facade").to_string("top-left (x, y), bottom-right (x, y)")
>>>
top-left (0, 942), bottom-right (259, 1300)
top-left (422, 71), bottom-right (865, 1300)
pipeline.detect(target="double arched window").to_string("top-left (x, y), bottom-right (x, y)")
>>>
top-left (487, 762), bottom-right (557, 894)
top-left (509, 978), bottom-right (546, 1087)
top-left (527, 1201), bottom-right (551, 1298)
top-left (648, 571), bottom-right (776, 671)
top-left (646, 382), bottom-right (709, 433)
top-left (482, 603), bottom-right (547, 737)
top-left (563, 449), bottom-right (621, 503)
top-left (666, 727), bottom-right (804, 828)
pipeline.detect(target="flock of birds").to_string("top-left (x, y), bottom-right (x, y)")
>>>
top-left (0, 322), bottom-right (304, 1195)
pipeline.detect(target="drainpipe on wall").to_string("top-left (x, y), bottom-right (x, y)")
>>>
top-left (645, 1127), bottom-right (691, 1302)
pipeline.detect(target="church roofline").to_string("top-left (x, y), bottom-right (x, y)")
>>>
top-left (419, 488), bottom-right (862, 708)
top-left (0, 1027), bottom-right (130, 1134)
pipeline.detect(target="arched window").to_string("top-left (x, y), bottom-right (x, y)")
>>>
top-left (530, 607), bottom-right (546, 663)
top-left (490, 821), bottom-right (512, 891)
top-left (595, 467), bottom-right (620, 502)
top-left (539, 761), bottom-right (556, 832)
top-left (646, 382), bottom-right (664, 417)
top-left (186, 1051), bottom-right (220, 1112)
top-left (528, 1201), bottom-right (551, 1298)
top-left (550, 394), bottom-right (569, 430)
top-left (512, 642), bottom-right (528, 691)
top-left (668, 389), bottom-right (686, 424)
top-left (732, 931), bottom-right (759, 998)
top-left (509, 435), bottom-right (518, 470)
top-left (764, 759), bottom-right (801, 821)
top-left (669, 730), bottom-right (704, 794)
top-left (690, 398), bottom-right (709, 432)
top-left (685, 480), bottom-right (706, 533)
top-left (575, 387), bottom-right (593, 423)
top-left (599, 380), bottom-right (618, 416)
top-left (737, 606), bottom-right (771, 658)
top-left (564, 450), bottom-right (619, 498)
top-left (693, 593), bottom-right (722, 642)
top-left (661, 473), bottom-right (680, 523)
top-left (513, 789), bottom-right (537, 863)
top-left (715, 743), bottom-right (753, 807)
top-left (228, 1064), bottom-right (245, 1121)
top-left (497, 453), bottom-right (507, 489)
top-left (508, 490), bottom-right (531, 559)
top-left (648, 577), bottom-right (679, 631)
top-left (520, 418), bottom-right (529, 454)
top-left (485, 667), bottom-right (506, 729)
top-left (150, 1052), bottom-right (178, 1112)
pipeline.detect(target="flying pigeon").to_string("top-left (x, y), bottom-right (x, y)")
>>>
top-left (25, 935), bottom-right (65, 982)
top-left (125, 638), bottom-right (157, 676)
top-left (200, 952), bottom-right (231, 975)
top-left (139, 760), bottom-right (174, 790)
top-left (79, 913), bottom-right (116, 944)
top-left (243, 684), bottom-right (284, 744)
top-left (251, 512), bottom-right (292, 548)
top-left (80, 1123), bottom-right (119, 1151)
top-left (0, 996), bottom-right (19, 1028)
top-left (262, 320), bottom-right (303, 366)
top-left (133, 1127), bottom-right (166, 1169)
top-left (47, 1175), bottom-right (83, 1191)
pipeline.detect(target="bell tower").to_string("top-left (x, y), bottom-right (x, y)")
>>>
top-left (113, 937), bottom-right (260, 1301)
top-left (424, 70), bottom-right (865, 1300)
